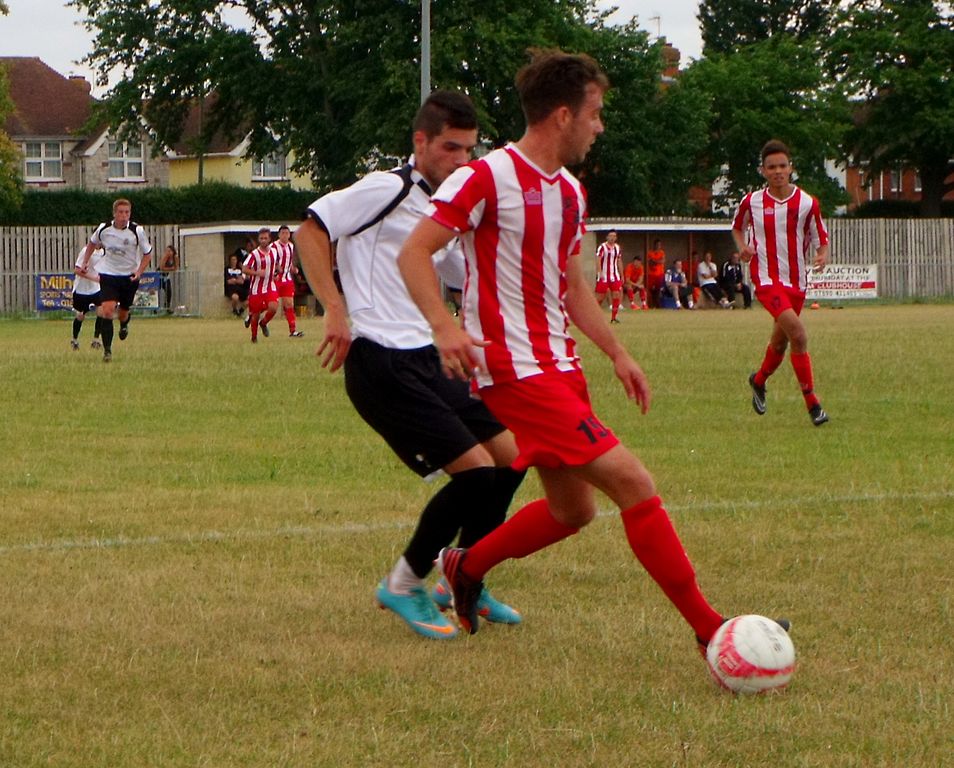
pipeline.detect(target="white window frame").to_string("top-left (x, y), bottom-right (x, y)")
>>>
top-left (252, 152), bottom-right (287, 181)
top-left (914, 172), bottom-right (922, 193)
top-left (23, 141), bottom-right (63, 181)
top-left (889, 168), bottom-right (902, 194)
top-left (108, 140), bottom-right (146, 181)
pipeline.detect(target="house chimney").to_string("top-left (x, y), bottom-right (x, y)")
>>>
top-left (69, 75), bottom-right (92, 94)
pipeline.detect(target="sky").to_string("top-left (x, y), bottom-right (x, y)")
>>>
top-left (0, 0), bottom-right (705, 97)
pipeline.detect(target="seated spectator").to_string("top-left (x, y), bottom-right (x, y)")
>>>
top-left (224, 253), bottom-right (249, 316)
top-left (623, 257), bottom-right (648, 310)
top-left (697, 251), bottom-right (733, 309)
top-left (664, 259), bottom-right (694, 309)
top-left (719, 251), bottom-right (753, 309)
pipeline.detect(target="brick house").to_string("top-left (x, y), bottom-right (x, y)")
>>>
top-left (2, 57), bottom-right (308, 192)
top-left (2, 57), bottom-right (168, 191)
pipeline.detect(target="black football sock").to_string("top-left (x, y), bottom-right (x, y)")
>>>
top-left (403, 466), bottom-right (497, 579)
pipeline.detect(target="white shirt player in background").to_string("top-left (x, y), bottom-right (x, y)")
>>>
top-left (70, 246), bottom-right (105, 350)
top-left (294, 89), bottom-right (524, 640)
top-left (594, 229), bottom-right (624, 323)
top-left (270, 225), bottom-right (304, 337)
top-left (732, 139), bottom-right (830, 427)
top-left (77, 198), bottom-right (153, 362)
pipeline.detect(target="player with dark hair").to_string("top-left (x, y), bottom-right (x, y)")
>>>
top-left (594, 230), bottom-right (624, 322)
top-left (397, 50), bottom-right (790, 656)
top-left (732, 139), bottom-right (830, 426)
top-left (77, 198), bottom-right (153, 363)
top-left (271, 225), bottom-right (304, 337)
top-left (242, 227), bottom-right (278, 343)
top-left (294, 89), bottom-right (525, 639)
top-left (70, 245), bottom-right (105, 350)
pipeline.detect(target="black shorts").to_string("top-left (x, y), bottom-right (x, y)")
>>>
top-left (344, 337), bottom-right (506, 477)
top-left (226, 284), bottom-right (249, 301)
top-left (72, 291), bottom-right (101, 313)
top-left (100, 273), bottom-right (140, 309)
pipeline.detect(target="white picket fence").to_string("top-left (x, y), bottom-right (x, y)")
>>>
top-left (0, 224), bottom-right (181, 314)
top-left (1, 219), bottom-right (951, 313)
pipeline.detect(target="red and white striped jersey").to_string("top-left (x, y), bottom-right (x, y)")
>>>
top-left (243, 247), bottom-right (276, 296)
top-left (270, 240), bottom-right (295, 283)
top-left (428, 144), bottom-right (587, 388)
top-left (732, 186), bottom-right (829, 291)
top-left (596, 242), bottom-right (621, 283)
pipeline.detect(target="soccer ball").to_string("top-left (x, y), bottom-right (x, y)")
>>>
top-left (706, 615), bottom-right (795, 694)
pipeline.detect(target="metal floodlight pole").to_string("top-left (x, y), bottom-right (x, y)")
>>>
top-left (421, 0), bottom-right (431, 104)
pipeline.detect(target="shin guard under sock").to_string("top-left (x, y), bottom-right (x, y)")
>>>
top-left (620, 495), bottom-right (723, 641)
top-left (462, 498), bottom-right (579, 581)
top-left (72, 318), bottom-right (83, 339)
top-left (458, 467), bottom-right (526, 548)
top-left (755, 345), bottom-right (786, 388)
top-left (284, 306), bottom-right (297, 333)
top-left (101, 319), bottom-right (114, 351)
top-left (790, 351), bottom-right (820, 409)
top-left (403, 466), bottom-right (497, 579)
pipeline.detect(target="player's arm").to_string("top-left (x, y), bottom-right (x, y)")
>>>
top-left (78, 241), bottom-right (97, 272)
top-left (294, 217), bottom-right (351, 372)
top-left (813, 243), bottom-right (829, 271)
top-left (398, 217), bottom-right (485, 380)
top-left (563, 251), bottom-right (651, 413)
top-left (132, 249), bottom-right (151, 281)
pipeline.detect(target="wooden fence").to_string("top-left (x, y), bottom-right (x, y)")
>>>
top-left (827, 219), bottom-right (954, 298)
top-left (0, 219), bottom-right (951, 313)
top-left (0, 225), bottom-right (181, 314)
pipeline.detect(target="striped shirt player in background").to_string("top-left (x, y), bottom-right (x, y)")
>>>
top-left (70, 245), bottom-right (105, 351)
top-left (78, 198), bottom-right (153, 363)
top-left (397, 50), bottom-right (780, 655)
top-left (271, 225), bottom-right (304, 337)
top-left (242, 228), bottom-right (279, 343)
top-left (732, 139), bottom-right (830, 426)
top-left (295, 90), bottom-right (525, 639)
top-left (594, 229), bottom-right (624, 322)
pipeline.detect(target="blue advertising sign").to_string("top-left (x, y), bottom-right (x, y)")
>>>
top-left (35, 271), bottom-right (162, 312)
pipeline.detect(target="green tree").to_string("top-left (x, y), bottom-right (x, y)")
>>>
top-left (698, 0), bottom-right (835, 56)
top-left (71, 0), bottom-right (704, 214)
top-left (679, 35), bottom-right (848, 214)
top-left (0, 1), bottom-right (23, 214)
top-left (826, 0), bottom-right (954, 217)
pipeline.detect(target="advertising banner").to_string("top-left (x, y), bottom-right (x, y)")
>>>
top-left (35, 272), bottom-right (162, 312)
top-left (806, 264), bottom-right (878, 300)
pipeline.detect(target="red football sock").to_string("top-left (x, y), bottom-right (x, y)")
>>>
top-left (620, 496), bottom-right (723, 642)
top-left (250, 314), bottom-right (259, 338)
top-left (754, 345), bottom-right (785, 388)
top-left (263, 308), bottom-right (277, 326)
top-left (790, 351), bottom-right (820, 409)
top-left (462, 498), bottom-right (579, 580)
top-left (284, 306), bottom-right (297, 333)
top-left (611, 298), bottom-right (621, 320)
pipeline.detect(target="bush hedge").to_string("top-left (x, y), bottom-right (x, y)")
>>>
top-left (0, 183), bottom-right (321, 225)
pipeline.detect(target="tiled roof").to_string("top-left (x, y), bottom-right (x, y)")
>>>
top-left (1, 57), bottom-right (95, 137)
top-left (170, 93), bottom-right (249, 156)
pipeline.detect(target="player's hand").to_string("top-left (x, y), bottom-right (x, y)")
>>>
top-left (739, 245), bottom-right (756, 264)
top-left (612, 350), bottom-right (651, 414)
top-left (813, 251), bottom-right (827, 270)
top-left (316, 308), bottom-right (351, 372)
top-left (434, 322), bottom-right (488, 381)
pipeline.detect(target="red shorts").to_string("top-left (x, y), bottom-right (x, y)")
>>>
top-left (248, 291), bottom-right (278, 313)
top-left (478, 370), bottom-right (619, 471)
top-left (277, 280), bottom-right (296, 298)
top-left (595, 279), bottom-right (623, 294)
top-left (755, 285), bottom-right (806, 319)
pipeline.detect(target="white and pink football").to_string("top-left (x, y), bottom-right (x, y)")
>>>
top-left (706, 614), bottom-right (796, 694)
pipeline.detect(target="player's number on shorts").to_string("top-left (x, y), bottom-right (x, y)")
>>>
top-left (576, 417), bottom-right (608, 444)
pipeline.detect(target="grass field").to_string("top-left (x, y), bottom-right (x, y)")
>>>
top-left (0, 305), bottom-right (951, 767)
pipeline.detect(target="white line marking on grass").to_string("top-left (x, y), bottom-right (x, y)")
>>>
top-left (1, 490), bottom-right (950, 557)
